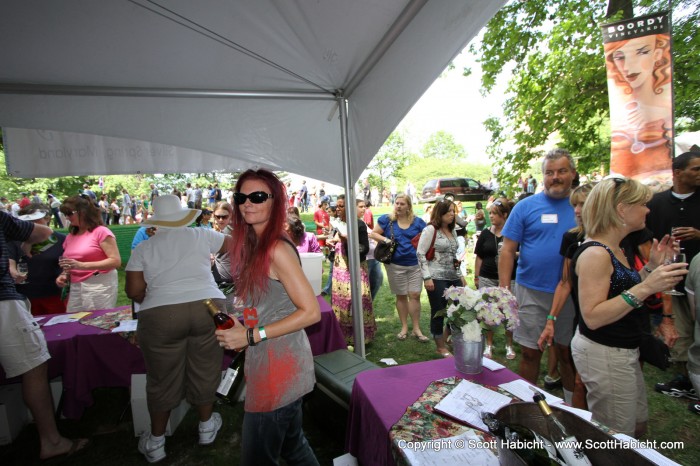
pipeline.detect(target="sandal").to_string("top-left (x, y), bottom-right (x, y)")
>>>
top-left (413, 333), bottom-right (429, 342)
top-left (41, 438), bottom-right (90, 463)
top-left (436, 349), bottom-right (452, 358)
top-left (397, 332), bottom-right (408, 341)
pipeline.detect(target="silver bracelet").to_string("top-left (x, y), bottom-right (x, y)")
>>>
top-left (621, 290), bottom-right (644, 309)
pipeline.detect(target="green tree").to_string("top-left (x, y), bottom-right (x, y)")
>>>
top-left (470, 0), bottom-right (699, 186)
top-left (420, 131), bottom-right (467, 160)
top-left (365, 131), bottom-right (411, 193)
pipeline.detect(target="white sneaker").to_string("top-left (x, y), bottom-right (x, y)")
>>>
top-left (138, 432), bottom-right (166, 463)
top-left (198, 412), bottom-right (222, 445)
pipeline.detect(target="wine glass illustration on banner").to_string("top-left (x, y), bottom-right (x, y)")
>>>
top-left (663, 251), bottom-right (686, 296)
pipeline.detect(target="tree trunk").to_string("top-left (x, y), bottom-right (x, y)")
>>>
top-left (606, 0), bottom-right (634, 19)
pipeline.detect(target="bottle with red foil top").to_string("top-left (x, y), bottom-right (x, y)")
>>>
top-left (204, 299), bottom-right (235, 330)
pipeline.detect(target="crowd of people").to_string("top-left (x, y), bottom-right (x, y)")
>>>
top-left (1, 151), bottom-right (699, 462)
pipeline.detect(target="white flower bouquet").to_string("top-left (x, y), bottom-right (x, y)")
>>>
top-left (438, 286), bottom-right (520, 342)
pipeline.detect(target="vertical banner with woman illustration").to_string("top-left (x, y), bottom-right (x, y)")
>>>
top-left (601, 11), bottom-right (673, 183)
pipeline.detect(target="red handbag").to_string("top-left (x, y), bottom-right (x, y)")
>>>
top-left (411, 227), bottom-right (438, 261)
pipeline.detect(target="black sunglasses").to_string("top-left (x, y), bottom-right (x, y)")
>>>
top-left (233, 191), bottom-right (274, 205)
top-left (214, 214), bottom-right (230, 220)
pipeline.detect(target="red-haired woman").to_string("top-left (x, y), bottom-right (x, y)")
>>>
top-left (215, 169), bottom-right (321, 466)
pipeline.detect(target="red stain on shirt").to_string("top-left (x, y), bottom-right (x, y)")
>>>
top-left (245, 341), bottom-right (300, 412)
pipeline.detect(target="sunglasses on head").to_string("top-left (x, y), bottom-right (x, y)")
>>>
top-left (233, 191), bottom-right (274, 205)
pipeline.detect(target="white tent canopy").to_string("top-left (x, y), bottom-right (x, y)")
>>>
top-left (0, 0), bottom-right (505, 356)
top-left (0, 0), bottom-right (504, 184)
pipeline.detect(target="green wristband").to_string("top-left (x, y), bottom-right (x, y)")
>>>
top-left (546, 315), bottom-right (557, 322)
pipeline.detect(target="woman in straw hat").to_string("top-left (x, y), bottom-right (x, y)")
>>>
top-left (125, 195), bottom-right (232, 463)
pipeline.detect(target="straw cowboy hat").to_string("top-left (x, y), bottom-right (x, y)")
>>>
top-left (143, 194), bottom-right (200, 227)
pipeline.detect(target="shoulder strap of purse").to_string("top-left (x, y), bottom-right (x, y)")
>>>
top-left (389, 220), bottom-right (395, 240)
top-left (429, 225), bottom-right (438, 248)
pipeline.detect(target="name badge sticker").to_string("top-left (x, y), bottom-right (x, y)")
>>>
top-left (541, 214), bottom-right (558, 224)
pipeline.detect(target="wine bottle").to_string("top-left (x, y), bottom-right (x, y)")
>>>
top-left (216, 350), bottom-right (245, 404)
top-left (532, 392), bottom-right (593, 465)
top-left (481, 412), bottom-right (562, 466)
top-left (204, 299), bottom-right (235, 330)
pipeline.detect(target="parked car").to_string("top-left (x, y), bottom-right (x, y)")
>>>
top-left (420, 177), bottom-right (492, 203)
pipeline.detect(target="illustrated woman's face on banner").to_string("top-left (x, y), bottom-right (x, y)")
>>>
top-left (610, 35), bottom-right (662, 90)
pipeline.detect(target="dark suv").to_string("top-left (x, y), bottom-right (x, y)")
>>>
top-left (420, 177), bottom-right (492, 203)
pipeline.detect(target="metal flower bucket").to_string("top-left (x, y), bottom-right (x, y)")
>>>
top-left (452, 330), bottom-right (483, 374)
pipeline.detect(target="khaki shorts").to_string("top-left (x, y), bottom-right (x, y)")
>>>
top-left (384, 263), bottom-right (423, 295)
top-left (571, 330), bottom-right (647, 436)
top-left (670, 295), bottom-right (694, 363)
top-left (0, 300), bottom-right (51, 378)
top-left (67, 269), bottom-right (118, 312)
top-left (513, 283), bottom-right (575, 349)
top-left (137, 300), bottom-right (224, 412)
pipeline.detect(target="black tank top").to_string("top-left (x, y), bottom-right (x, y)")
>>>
top-left (572, 241), bottom-right (645, 349)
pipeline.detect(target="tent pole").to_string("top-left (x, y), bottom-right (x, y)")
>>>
top-left (0, 83), bottom-right (334, 101)
top-left (337, 92), bottom-right (366, 358)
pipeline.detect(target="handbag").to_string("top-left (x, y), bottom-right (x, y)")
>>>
top-left (411, 226), bottom-right (438, 261)
top-left (375, 221), bottom-right (396, 264)
top-left (639, 333), bottom-right (671, 370)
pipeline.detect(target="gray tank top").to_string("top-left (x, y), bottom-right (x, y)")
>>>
top-left (243, 278), bottom-right (315, 412)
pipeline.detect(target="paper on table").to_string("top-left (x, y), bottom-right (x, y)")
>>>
top-left (555, 403), bottom-right (593, 421)
top-left (42, 312), bottom-right (92, 326)
top-left (499, 379), bottom-right (564, 405)
top-left (482, 357), bottom-right (505, 371)
top-left (433, 380), bottom-right (512, 431)
top-left (613, 433), bottom-right (681, 466)
top-left (400, 429), bottom-right (499, 465)
top-left (111, 319), bottom-right (138, 333)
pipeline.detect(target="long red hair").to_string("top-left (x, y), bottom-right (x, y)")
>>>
top-left (230, 169), bottom-right (289, 304)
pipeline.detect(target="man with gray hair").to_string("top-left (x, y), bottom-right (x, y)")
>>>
top-left (499, 148), bottom-right (578, 402)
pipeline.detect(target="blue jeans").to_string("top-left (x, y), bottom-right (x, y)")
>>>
top-left (322, 260), bottom-right (333, 295)
top-left (367, 259), bottom-right (383, 301)
top-left (241, 399), bottom-right (319, 466)
top-left (426, 278), bottom-right (463, 336)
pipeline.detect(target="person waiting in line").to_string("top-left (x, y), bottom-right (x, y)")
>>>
top-left (536, 183), bottom-right (594, 406)
top-left (215, 168), bottom-right (321, 465)
top-left (8, 204), bottom-right (67, 315)
top-left (417, 199), bottom-right (465, 358)
top-left (211, 201), bottom-right (234, 287)
top-left (571, 178), bottom-right (686, 437)
top-left (475, 198), bottom-right (517, 360)
top-left (285, 214), bottom-right (321, 253)
top-left (371, 193), bottom-right (428, 341)
top-left (329, 195), bottom-right (375, 345)
top-left (126, 195), bottom-right (230, 462)
top-left (357, 198), bottom-right (383, 301)
top-left (56, 196), bottom-right (121, 312)
top-left (131, 226), bottom-right (157, 250)
top-left (0, 210), bottom-right (90, 461)
top-left (195, 209), bottom-right (213, 228)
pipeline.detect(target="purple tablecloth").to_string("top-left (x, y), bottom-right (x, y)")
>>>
top-left (1, 296), bottom-right (345, 419)
top-left (346, 357), bottom-right (522, 466)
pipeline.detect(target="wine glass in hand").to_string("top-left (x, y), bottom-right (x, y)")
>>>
top-left (662, 252), bottom-right (686, 296)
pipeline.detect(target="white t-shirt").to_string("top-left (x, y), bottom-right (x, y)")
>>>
top-left (125, 227), bottom-right (226, 311)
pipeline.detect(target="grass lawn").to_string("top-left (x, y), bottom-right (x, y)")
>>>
top-left (2, 210), bottom-right (699, 465)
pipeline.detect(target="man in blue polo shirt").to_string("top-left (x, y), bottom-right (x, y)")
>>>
top-left (0, 211), bottom-right (88, 460)
top-left (499, 148), bottom-right (577, 402)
